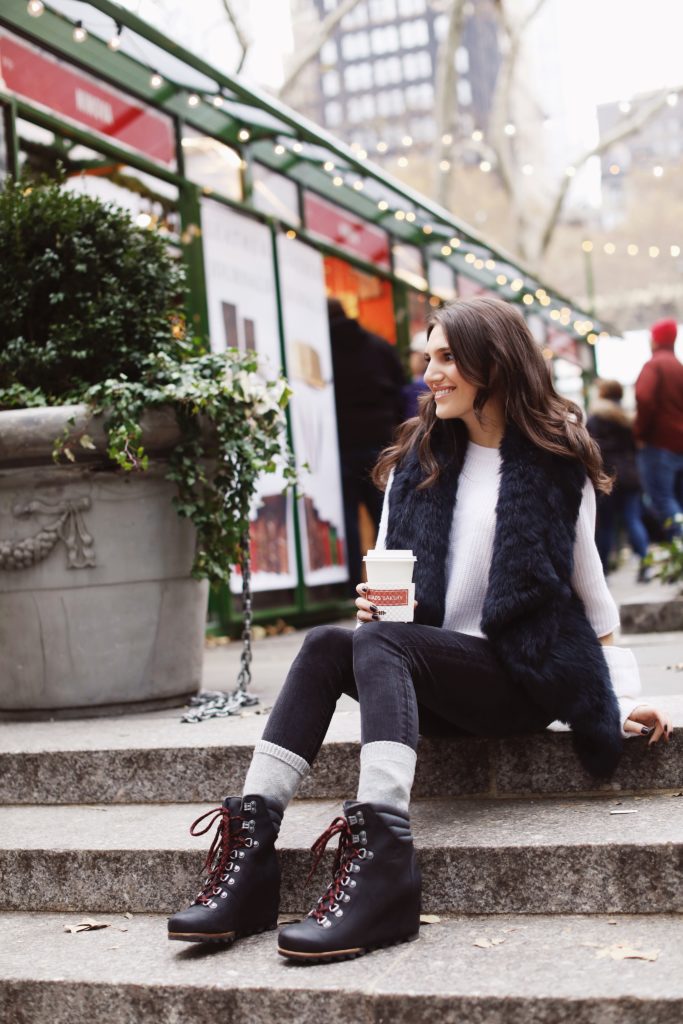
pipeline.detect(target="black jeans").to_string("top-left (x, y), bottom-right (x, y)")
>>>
top-left (261, 622), bottom-right (552, 765)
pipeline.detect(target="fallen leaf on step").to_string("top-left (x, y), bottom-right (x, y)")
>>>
top-left (277, 914), bottom-right (302, 925)
top-left (595, 943), bottom-right (659, 962)
top-left (419, 914), bottom-right (441, 925)
top-left (473, 936), bottom-right (506, 948)
top-left (671, 792), bottom-right (683, 798)
top-left (117, 927), bottom-right (128, 933)
top-left (64, 918), bottom-right (110, 934)
top-left (124, 912), bottom-right (133, 920)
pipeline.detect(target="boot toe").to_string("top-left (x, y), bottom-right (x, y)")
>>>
top-left (278, 917), bottom-right (363, 960)
top-left (167, 904), bottom-right (236, 942)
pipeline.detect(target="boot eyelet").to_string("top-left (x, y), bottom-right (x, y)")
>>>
top-left (334, 909), bottom-right (343, 917)
top-left (228, 878), bottom-right (235, 885)
top-left (209, 901), bottom-right (217, 909)
top-left (234, 865), bottom-right (241, 872)
top-left (220, 891), bottom-right (228, 899)
top-left (343, 893), bottom-right (350, 902)
top-left (366, 850), bottom-right (374, 859)
top-left (322, 918), bottom-right (332, 929)
top-left (253, 840), bottom-right (259, 848)
top-left (239, 851), bottom-right (245, 859)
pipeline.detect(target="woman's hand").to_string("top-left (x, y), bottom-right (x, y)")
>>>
top-left (624, 705), bottom-right (673, 744)
top-left (355, 583), bottom-right (418, 623)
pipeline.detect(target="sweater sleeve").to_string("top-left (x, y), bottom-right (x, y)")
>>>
top-left (571, 480), bottom-right (620, 636)
top-left (572, 482), bottom-right (643, 738)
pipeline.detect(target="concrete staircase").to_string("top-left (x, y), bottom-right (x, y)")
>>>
top-left (2, 698), bottom-right (683, 1023)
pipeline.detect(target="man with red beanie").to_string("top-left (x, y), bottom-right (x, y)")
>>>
top-left (634, 318), bottom-right (683, 537)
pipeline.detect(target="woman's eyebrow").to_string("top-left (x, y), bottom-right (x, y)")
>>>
top-left (425, 346), bottom-right (451, 356)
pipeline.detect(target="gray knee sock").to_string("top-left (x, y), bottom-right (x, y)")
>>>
top-left (357, 740), bottom-right (417, 813)
top-left (242, 740), bottom-right (310, 811)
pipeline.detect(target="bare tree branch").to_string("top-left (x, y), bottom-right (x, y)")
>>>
top-left (537, 86), bottom-right (683, 258)
top-left (219, 0), bottom-right (250, 75)
top-left (278, 0), bottom-right (364, 100)
top-left (432, 0), bottom-right (467, 204)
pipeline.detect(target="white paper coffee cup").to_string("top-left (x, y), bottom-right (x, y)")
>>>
top-left (365, 583), bottom-right (415, 623)
top-left (363, 549), bottom-right (416, 585)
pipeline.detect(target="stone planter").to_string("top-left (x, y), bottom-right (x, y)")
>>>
top-left (0, 404), bottom-right (209, 719)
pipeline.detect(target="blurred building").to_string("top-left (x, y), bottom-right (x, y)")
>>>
top-left (287, 0), bottom-right (499, 157)
top-left (597, 90), bottom-right (683, 229)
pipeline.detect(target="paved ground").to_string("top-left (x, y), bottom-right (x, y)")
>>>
top-left (206, 559), bottom-right (683, 708)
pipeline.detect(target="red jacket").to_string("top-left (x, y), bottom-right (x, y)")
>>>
top-left (634, 348), bottom-right (683, 453)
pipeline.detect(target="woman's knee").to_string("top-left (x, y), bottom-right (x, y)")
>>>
top-left (300, 624), bottom-right (353, 663)
top-left (352, 621), bottom-right (409, 674)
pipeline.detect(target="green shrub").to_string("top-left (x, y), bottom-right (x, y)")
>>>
top-left (0, 177), bottom-right (293, 582)
top-left (0, 176), bottom-right (185, 405)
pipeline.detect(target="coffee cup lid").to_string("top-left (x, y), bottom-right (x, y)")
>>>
top-left (363, 549), bottom-right (415, 560)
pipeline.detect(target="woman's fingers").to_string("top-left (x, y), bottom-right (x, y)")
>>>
top-left (623, 717), bottom-right (647, 735)
top-left (650, 710), bottom-right (671, 745)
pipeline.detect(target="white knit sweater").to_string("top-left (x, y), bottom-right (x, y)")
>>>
top-left (375, 442), bottom-right (642, 737)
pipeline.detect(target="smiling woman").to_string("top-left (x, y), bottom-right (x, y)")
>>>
top-left (167, 295), bottom-right (672, 967)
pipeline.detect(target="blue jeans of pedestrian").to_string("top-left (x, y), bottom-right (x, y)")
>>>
top-left (595, 487), bottom-right (650, 571)
top-left (638, 446), bottom-right (683, 538)
top-left (261, 623), bottom-right (552, 764)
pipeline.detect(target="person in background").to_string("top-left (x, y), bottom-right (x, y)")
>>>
top-left (587, 380), bottom-right (651, 582)
top-left (401, 330), bottom-right (430, 419)
top-left (634, 319), bottom-right (683, 538)
top-left (327, 297), bottom-right (405, 583)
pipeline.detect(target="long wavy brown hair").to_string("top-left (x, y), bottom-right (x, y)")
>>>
top-left (373, 295), bottom-right (611, 493)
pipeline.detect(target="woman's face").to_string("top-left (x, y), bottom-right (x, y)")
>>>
top-left (423, 324), bottom-right (479, 421)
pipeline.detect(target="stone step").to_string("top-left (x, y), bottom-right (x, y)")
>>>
top-left (2, 910), bottom-right (683, 1024)
top-left (2, 795), bottom-right (682, 917)
top-left (1, 695), bottom-right (681, 805)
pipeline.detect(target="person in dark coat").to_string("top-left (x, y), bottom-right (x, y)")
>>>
top-left (327, 297), bottom-right (405, 583)
top-left (401, 330), bottom-right (430, 419)
top-left (634, 318), bottom-right (683, 538)
top-left (587, 380), bottom-right (651, 581)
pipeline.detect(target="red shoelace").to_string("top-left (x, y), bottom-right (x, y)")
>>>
top-left (307, 816), bottom-right (362, 922)
top-left (189, 805), bottom-right (250, 906)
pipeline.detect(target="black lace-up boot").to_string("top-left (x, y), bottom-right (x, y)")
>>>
top-left (168, 794), bottom-right (282, 943)
top-left (277, 800), bottom-right (421, 963)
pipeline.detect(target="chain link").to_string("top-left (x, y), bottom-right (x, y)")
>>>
top-left (181, 528), bottom-right (260, 723)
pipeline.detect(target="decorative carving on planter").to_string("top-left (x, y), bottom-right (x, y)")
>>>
top-left (0, 497), bottom-right (96, 571)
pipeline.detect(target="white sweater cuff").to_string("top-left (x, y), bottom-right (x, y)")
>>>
top-left (601, 646), bottom-right (643, 739)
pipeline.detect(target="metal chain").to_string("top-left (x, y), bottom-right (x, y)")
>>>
top-left (181, 529), bottom-right (260, 723)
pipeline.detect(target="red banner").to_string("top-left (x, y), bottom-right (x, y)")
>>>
top-left (305, 191), bottom-right (390, 269)
top-left (0, 30), bottom-right (175, 167)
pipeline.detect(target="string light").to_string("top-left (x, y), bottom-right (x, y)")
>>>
top-left (604, 242), bottom-right (615, 254)
top-left (27, 0), bottom-right (44, 15)
top-left (323, 160), bottom-right (334, 171)
top-left (238, 129), bottom-right (251, 142)
top-left (472, 129), bottom-right (483, 142)
top-left (441, 245), bottom-right (452, 256)
top-left (587, 333), bottom-right (598, 344)
top-left (581, 240), bottom-right (593, 253)
top-left (397, 156), bottom-right (408, 167)
top-left (667, 92), bottom-right (679, 107)
top-left (376, 141), bottom-right (388, 153)
top-left (187, 93), bottom-right (200, 107)
top-left (405, 211), bottom-right (416, 222)
top-left (649, 245), bottom-right (660, 257)
top-left (474, 258), bottom-right (484, 269)
top-left (653, 165), bottom-right (664, 178)
top-left (394, 210), bottom-right (406, 220)
top-left (522, 294), bottom-right (534, 305)
top-left (108, 22), bottom-right (123, 50)
top-left (422, 225), bottom-right (433, 235)
top-left (377, 200), bottom-right (389, 211)
top-left (286, 229), bottom-right (297, 239)
top-left (464, 253), bottom-right (476, 264)
top-left (485, 259), bottom-right (495, 270)
top-left (439, 160), bottom-right (451, 172)
top-left (441, 133), bottom-right (452, 145)
top-left (292, 141), bottom-right (302, 152)
top-left (150, 71), bottom-right (163, 89)
top-left (358, 148), bottom-right (367, 159)
top-left (479, 160), bottom-right (491, 173)
top-left (609, 164), bottom-right (620, 175)
top-left (402, 135), bottom-right (413, 147)
top-left (672, 245), bottom-right (681, 257)
top-left (274, 144), bottom-right (286, 155)
top-left (550, 309), bottom-right (561, 320)
top-left (504, 123), bottom-right (516, 136)
top-left (353, 180), bottom-right (364, 191)
top-left (73, 20), bottom-right (87, 42)
top-left (510, 278), bottom-right (523, 291)
top-left (332, 175), bottom-right (343, 186)
top-left (212, 94), bottom-right (225, 108)
top-left (496, 274), bottom-right (508, 285)
top-left (627, 244), bottom-right (638, 255)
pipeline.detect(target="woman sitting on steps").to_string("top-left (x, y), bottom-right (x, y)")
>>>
top-left (168, 296), bottom-right (672, 963)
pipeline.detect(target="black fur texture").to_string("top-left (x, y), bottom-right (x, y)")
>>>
top-left (386, 421), bottom-right (623, 778)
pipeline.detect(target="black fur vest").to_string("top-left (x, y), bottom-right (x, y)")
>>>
top-left (385, 420), bottom-right (623, 778)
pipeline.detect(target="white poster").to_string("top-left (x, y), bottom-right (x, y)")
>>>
top-left (276, 235), bottom-right (349, 586)
top-left (201, 199), bottom-right (297, 593)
